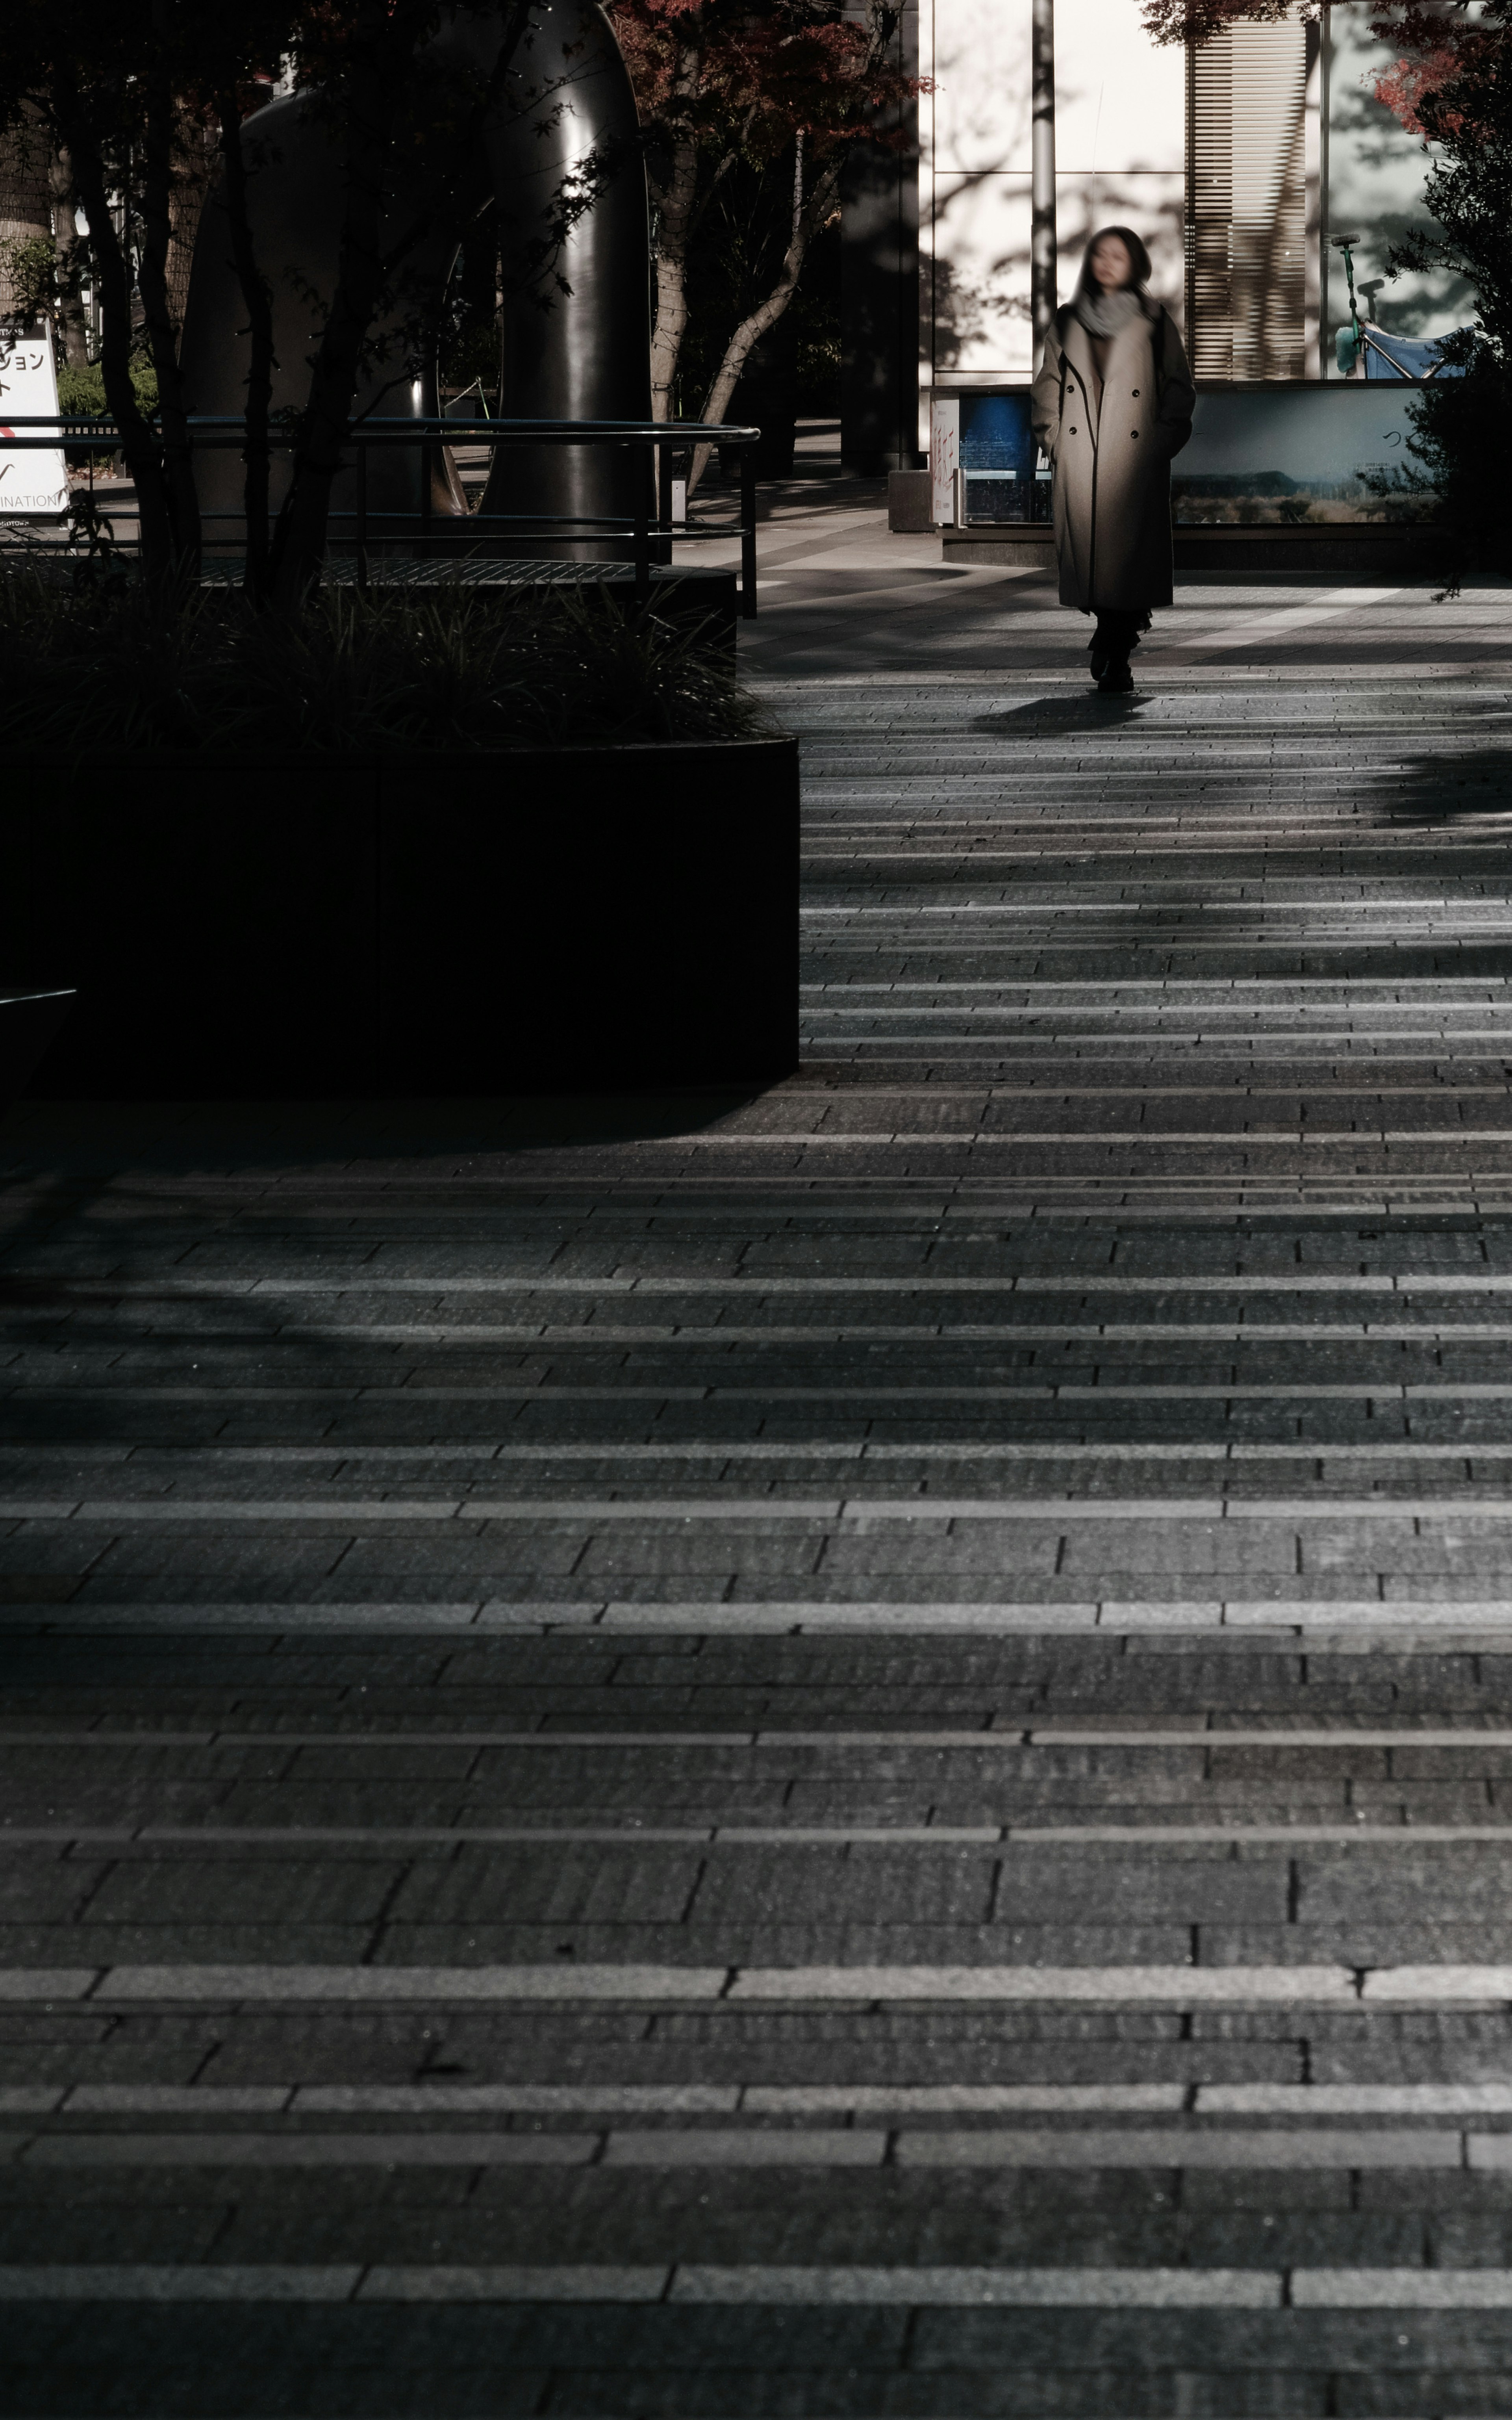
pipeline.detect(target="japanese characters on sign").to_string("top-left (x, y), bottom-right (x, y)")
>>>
top-left (0, 326), bottom-right (69, 519)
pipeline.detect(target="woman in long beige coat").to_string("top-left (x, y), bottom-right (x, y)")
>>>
top-left (1030, 226), bottom-right (1195, 692)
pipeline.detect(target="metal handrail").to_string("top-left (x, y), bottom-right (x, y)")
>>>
top-left (0, 415), bottom-right (760, 437)
top-left (0, 414), bottom-right (763, 615)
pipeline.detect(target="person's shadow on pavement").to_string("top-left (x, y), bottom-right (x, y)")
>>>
top-left (970, 691), bottom-right (1149, 734)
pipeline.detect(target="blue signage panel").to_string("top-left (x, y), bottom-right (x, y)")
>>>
top-left (957, 392), bottom-right (1049, 523)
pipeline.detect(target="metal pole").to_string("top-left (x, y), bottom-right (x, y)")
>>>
top-left (656, 437), bottom-right (673, 567)
top-left (633, 451), bottom-right (650, 598)
top-left (1031, 0), bottom-right (1057, 356)
top-left (356, 442), bottom-right (369, 595)
top-left (739, 444), bottom-right (757, 619)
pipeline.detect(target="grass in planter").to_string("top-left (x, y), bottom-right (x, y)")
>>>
top-left (0, 565), bottom-right (768, 752)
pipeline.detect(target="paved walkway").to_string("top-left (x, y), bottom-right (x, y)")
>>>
top-left (4, 491), bottom-right (1512, 2412)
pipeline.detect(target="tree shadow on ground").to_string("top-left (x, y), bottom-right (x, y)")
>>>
top-left (0, 1082), bottom-right (773, 1498)
top-left (1373, 745), bottom-right (1512, 828)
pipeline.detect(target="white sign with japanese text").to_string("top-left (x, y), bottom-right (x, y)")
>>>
top-left (930, 395), bottom-right (960, 527)
top-left (0, 327), bottom-right (69, 518)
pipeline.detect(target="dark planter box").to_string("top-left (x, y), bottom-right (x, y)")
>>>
top-left (0, 988), bottom-right (75, 1110)
top-left (2, 738), bottom-right (799, 1097)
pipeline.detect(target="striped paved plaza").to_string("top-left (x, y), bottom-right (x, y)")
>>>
top-left (5, 497), bottom-right (1512, 2409)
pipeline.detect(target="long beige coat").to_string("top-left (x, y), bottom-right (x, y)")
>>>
top-left (1030, 303), bottom-right (1195, 612)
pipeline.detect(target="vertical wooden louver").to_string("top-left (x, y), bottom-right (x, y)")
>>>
top-left (1186, 9), bottom-right (1307, 378)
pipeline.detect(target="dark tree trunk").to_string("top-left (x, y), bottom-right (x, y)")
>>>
top-left (49, 148), bottom-right (90, 367)
top-left (53, 78), bottom-right (178, 581)
top-left (136, 9), bottom-right (201, 575)
top-left (215, 88), bottom-right (277, 601)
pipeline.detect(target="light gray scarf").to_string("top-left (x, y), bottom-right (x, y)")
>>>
top-left (1072, 286), bottom-right (1144, 340)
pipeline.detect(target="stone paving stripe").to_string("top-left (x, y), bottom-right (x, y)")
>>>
top-left (1364, 1967), bottom-right (1512, 2003)
top-left (1005, 1826), bottom-right (1512, 1842)
top-left (41, 1824), bottom-right (1013, 1846)
top-left (24, 2134), bottom-right (601, 2168)
top-left (719, 1968), bottom-right (1360, 2005)
top-left (601, 2131), bottom-right (887, 2167)
top-left (56, 1314), bottom-right (1512, 1343)
top-left (25, 1723), bottom-right (1507, 1751)
top-left (4, 1195), bottom-right (1458, 1223)
top-left (803, 904), bottom-right (1511, 920)
top-left (28, 2127), bottom-right (1465, 2172)
top-left (4, 1501), bottom-right (481, 1523)
top-left (0, 1964), bottom-right (1380, 2007)
top-left (1291, 2271), bottom-right (1512, 2308)
top-left (30, 1380), bottom-right (1512, 1403)
top-left (12, 1821), bottom-right (1512, 1848)
top-left (0, 1606), bottom-right (531, 1633)
top-left (6, 1438), bottom-right (1512, 1462)
top-left (356, 2266), bottom-right (670, 2302)
top-left (20, 1384), bottom-right (1512, 1403)
top-left (87, 1966), bottom-right (731, 2003)
top-left (0, 1972), bottom-right (94, 2002)
top-left (895, 2130), bottom-right (1463, 2169)
top-left (0, 2266), bottom-right (363, 2301)
top-left (293, 2086), bottom-right (742, 2114)
top-left (24, 1601), bottom-right (1512, 1640)
top-left (1464, 2136), bottom-right (1512, 2168)
top-left (1205, 2087), bottom-right (1512, 2115)
top-left (127, 1127), bottom-right (1512, 1150)
top-left (0, 1387), bottom-right (716, 1402)
top-left (1025, 1728), bottom-right (1512, 1747)
top-left (667, 2266), bottom-right (1281, 2307)
top-left (806, 973), bottom-right (1512, 994)
top-left (744, 2087), bottom-right (1187, 2113)
top-left (36, 2082), bottom-right (1489, 2120)
top-left (65, 2088), bottom-right (294, 2113)
top-left (0, 1606), bottom-right (1052, 1639)
top-left (10, 2263), bottom-right (1512, 2307)
top-left (7, 1821), bottom-right (1512, 1846)
top-left (31, 1494), bottom-right (1512, 1524)
top-left (1221, 1603), bottom-right (1512, 1631)
top-left (753, 661), bottom-right (1501, 681)
top-left (49, 1273), bottom-right (1512, 1294)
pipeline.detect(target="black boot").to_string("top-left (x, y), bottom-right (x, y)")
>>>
top-left (1089, 613), bottom-right (1141, 684)
top-left (1091, 611), bottom-right (1142, 692)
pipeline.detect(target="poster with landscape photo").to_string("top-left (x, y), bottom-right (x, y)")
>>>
top-left (1171, 385), bottom-right (1432, 524)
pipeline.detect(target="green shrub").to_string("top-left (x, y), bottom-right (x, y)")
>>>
top-left (56, 360), bottom-right (159, 418)
top-left (0, 566), bottom-right (767, 754)
top-left (1399, 337), bottom-right (1512, 568)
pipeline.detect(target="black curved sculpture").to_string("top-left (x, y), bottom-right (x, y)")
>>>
top-left (482, 0), bottom-right (653, 555)
top-left (179, 1), bottom-right (652, 563)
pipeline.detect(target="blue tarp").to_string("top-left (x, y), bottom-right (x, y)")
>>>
top-left (1362, 324), bottom-right (1468, 379)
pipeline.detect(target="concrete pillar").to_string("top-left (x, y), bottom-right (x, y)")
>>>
top-left (1031, 0), bottom-right (1057, 354)
top-left (840, 2), bottom-right (921, 477)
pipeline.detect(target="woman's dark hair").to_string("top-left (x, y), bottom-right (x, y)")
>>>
top-left (1077, 225), bottom-right (1152, 295)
